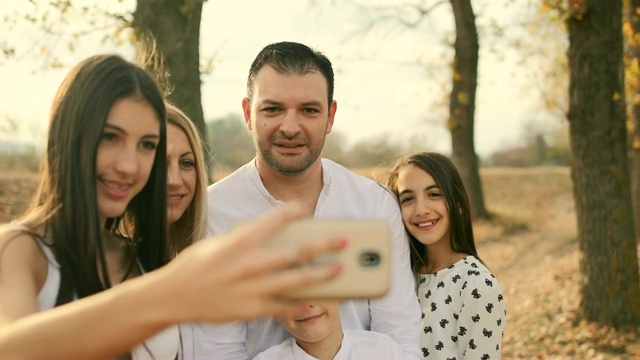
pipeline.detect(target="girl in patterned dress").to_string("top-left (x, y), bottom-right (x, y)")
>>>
top-left (385, 152), bottom-right (506, 359)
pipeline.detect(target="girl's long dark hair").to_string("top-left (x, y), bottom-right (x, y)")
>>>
top-left (20, 54), bottom-right (168, 304)
top-left (385, 152), bottom-right (482, 275)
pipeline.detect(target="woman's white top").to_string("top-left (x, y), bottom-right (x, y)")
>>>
top-left (36, 241), bottom-right (180, 360)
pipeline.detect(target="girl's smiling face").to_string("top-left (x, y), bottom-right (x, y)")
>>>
top-left (396, 164), bottom-right (451, 248)
top-left (95, 97), bottom-right (160, 225)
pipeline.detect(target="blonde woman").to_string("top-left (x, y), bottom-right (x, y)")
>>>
top-left (165, 102), bottom-right (208, 255)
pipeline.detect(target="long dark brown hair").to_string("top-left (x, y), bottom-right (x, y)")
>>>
top-left (15, 54), bottom-right (168, 304)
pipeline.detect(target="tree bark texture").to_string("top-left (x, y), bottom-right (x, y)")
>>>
top-left (567, 0), bottom-right (640, 326)
top-left (448, 0), bottom-right (490, 219)
top-left (132, 0), bottom-right (211, 179)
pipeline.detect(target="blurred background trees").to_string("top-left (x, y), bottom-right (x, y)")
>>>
top-left (205, 112), bottom-right (572, 170)
top-left (1, 0), bottom-right (639, 328)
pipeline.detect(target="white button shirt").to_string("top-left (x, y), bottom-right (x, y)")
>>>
top-left (194, 159), bottom-right (421, 360)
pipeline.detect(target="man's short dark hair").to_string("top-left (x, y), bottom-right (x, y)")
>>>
top-left (246, 41), bottom-right (335, 106)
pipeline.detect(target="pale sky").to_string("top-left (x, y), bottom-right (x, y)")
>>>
top-left (0, 0), bottom-right (549, 157)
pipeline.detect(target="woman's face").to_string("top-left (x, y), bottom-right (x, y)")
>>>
top-left (95, 97), bottom-right (160, 225)
top-left (166, 123), bottom-right (197, 224)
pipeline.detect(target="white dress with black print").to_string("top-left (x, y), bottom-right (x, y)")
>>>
top-left (418, 256), bottom-right (506, 359)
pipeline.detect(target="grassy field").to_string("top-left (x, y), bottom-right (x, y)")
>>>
top-left (1, 166), bottom-right (639, 359)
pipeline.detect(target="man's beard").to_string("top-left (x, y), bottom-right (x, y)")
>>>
top-left (257, 134), bottom-right (325, 176)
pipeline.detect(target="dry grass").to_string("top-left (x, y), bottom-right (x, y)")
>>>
top-left (2, 166), bottom-right (639, 359)
top-left (0, 170), bottom-right (38, 224)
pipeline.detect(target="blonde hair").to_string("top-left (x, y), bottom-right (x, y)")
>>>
top-left (165, 102), bottom-right (208, 255)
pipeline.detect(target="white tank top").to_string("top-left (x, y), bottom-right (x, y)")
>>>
top-left (36, 240), bottom-right (181, 360)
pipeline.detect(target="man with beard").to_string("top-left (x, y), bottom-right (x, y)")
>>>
top-left (194, 41), bottom-right (420, 360)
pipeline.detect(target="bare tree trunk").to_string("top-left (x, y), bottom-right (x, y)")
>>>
top-left (567, 0), bottom-right (640, 326)
top-left (627, 0), bottom-right (640, 242)
top-left (132, 0), bottom-right (212, 181)
top-left (448, 0), bottom-right (490, 219)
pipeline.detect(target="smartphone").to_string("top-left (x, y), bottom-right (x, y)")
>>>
top-left (263, 218), bottom-right (391, 300)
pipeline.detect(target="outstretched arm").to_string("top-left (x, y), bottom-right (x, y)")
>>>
top-left (0, 206), bottom-right (346, 360)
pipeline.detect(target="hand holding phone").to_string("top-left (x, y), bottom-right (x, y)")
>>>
top-left (262, 218), bottom-right (391, 300)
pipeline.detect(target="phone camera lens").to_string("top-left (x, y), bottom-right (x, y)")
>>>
top-left (359, 251), bottom-right (381, 267)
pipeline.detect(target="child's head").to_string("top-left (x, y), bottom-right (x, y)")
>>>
top-left (275, 300), bottom-right (343, 349)
top-left (47, 54), bottom-right (167, 214)
top-left (385, 152), bottom-right (478, 272)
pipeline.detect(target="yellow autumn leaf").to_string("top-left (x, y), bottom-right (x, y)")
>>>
top-left (623, 22), bottom-right (633, 39)
top-left (613, 92), bottom-right (621, 101)
top-left (457, 91), bottom-right (469, 105)
top-left (446, 117), bottom-right (457, 131)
